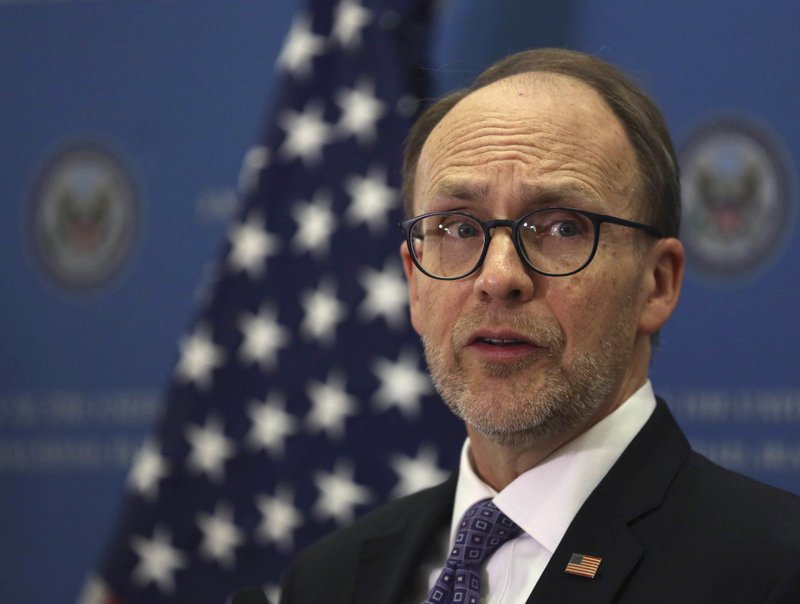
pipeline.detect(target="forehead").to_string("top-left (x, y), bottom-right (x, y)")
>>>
top-left (414, 73), bottom-right (639, 214)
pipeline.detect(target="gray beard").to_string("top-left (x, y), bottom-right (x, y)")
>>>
top-left (421, 307), bottom-right (635, 450)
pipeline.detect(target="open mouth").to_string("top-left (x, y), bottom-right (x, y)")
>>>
top-left (468, 329), bottom-right (535, 346)
top-left (477, 337), bottom-right (529, 346)
top-left (466, 330), bottom-right (543, 361)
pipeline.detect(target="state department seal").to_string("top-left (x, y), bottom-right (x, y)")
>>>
top-left (679, 117), bottom-right (793, 281)
top-left (28, 141), bottom-right (139, 292)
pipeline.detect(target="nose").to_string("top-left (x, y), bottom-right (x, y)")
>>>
top-left (473, 229), bottom-right (535, 303)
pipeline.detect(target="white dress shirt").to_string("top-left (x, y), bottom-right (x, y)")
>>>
top-left (422, 381), bottom-right (657, 603)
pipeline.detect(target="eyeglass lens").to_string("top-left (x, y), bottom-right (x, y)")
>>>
top-left (410, 209), bottom-right (597, 278)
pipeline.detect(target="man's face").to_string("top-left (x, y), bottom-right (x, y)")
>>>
top-left (402, 73), bottom-right (659, 448)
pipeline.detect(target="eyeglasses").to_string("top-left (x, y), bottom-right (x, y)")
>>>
top-left (400, 207), bottom-right (663, 280)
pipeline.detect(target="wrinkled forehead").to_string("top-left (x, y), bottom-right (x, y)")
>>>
top-left (415, 73), bottom-right (640, 213)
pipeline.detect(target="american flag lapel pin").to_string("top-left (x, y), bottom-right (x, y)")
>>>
top-left (564, 553), bottom-right (603, 579)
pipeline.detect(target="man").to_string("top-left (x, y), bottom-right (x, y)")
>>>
top-left (276, 49), bottom-right (800, 603)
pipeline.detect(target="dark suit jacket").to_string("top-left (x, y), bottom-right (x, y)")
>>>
top-left (278, 399), bottom-right (800, 603)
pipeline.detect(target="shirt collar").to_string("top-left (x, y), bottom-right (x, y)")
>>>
top-left (451, 380), bottom-right (657, 552)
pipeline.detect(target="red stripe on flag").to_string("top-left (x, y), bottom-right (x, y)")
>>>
top-left (564, 553), bottom-right (602, 578)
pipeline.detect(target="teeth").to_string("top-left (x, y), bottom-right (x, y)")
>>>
top-left (483, 338), bottom-right (521, 345)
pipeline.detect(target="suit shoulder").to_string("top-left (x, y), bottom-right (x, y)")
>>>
top-left (678, 451), bottom-right (800, 534)
top-left (686, 452), bottom-right (800, 504)
top-left (285, 477), bottom-right (454, 581)
top-left (325, 477), bottom-right (453, 544)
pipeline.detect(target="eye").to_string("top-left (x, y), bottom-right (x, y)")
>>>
top-left (440, 218), bottom-right (479, 239)
top-left (522, 210), bottom-right (592, 241)
top-left (541, 211), bottom-right (590, 238)
top-left (456, 221), bottom-right (478, 238)
top-left (553, 220), bottom-right (580, 237)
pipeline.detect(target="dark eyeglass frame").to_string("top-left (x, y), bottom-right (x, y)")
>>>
top-left (400, 207), bottom-right (664, 280)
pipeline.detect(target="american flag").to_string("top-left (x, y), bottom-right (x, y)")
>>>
top-left (85, 0), bottom-right (465, 602)
top-left (564, 553), bottom-right (603, 579)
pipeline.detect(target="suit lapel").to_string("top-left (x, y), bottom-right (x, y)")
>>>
top-left (527, 399), bottom-right (692, 604)
top-left (526, 496), bottom-right (643, 603)
top-left (352, 474), bottom-right (457, 604)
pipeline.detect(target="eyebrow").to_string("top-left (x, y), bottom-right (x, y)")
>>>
top-left (431, 180), bottom-right (489, 202)
top-left (429, 179), bottom-right (600, 207)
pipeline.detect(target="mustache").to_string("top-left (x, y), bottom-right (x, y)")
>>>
top-left (451, 307), bottom-right (566, 352)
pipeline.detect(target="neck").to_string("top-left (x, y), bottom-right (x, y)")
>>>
top-left (466, 370), bottom-right (649, 491)
top-left (466, 424), bottom-right (584, 491)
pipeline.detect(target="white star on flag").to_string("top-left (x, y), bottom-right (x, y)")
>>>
top-left (184, 416), bottom-right (236, 483)
top-left (78, 576), bottom-right (111, 604)
top-left (335, 78), bottom-right (387, 145)
top-left (267, 586), bottom-right (283, 604)
top-left (278, 101), bottom-right (334, 166)
top-left (312, 460), bottom-right (373, 525)
top-left (357, 259), bottom-right (408, 330)
top-left (128, 440), bottom-right (169, 501)
top-left (291, 190), bottom-right (338, 257)
top-left (345, 164), bottom-right (398, 233)
top-left (238, 305), bottom-right (291, 370)
top-left (299, 278), bottom-right (348, 345)
top-left (372, 348), bottom-right (433, 419)
top-left (277, 12), bottom-right (327, 78)
top-left (238, 145), bottom-right (270, 194)
top-left (246, 391), bottom-right (299, 458)
top-left (390, 444), bottom-right (450, 498)
top-left (130, 526), bottom-right (188, 594)
top-left (175, 324), bottom-right (226, 391)
top-left (195, 503), bottom-right (245, 569)
top-left (227, 213), bottom-right (281, 279)
top-left (331, 0), bottom-right (372, 49)
top-left (305, 371), bottom-right (358, 440)
top-left (256, 485), bottom-right (304, 552)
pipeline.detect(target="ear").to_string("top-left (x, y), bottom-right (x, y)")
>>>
top-left (400, 241), bottom-right (423, 335)
top-left (638, 237), bottom-right (685, 335)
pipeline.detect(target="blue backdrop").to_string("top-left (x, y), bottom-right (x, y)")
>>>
top-left (1, 1), bottom-right (798, 602)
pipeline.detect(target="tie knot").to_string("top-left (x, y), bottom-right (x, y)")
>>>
top-left (448, 499), bottom-right (522, 568)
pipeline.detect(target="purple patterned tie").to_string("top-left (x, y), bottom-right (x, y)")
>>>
top-left (423, 499), bottom-right (523, 604)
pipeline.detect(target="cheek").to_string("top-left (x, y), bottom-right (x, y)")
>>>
top-left (416, 283), bottom-right (469, 342)
top-left (549, 270), bottom-right (628, 351)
